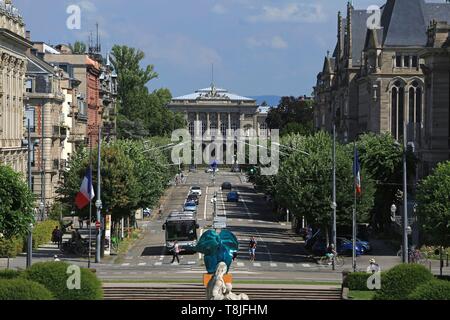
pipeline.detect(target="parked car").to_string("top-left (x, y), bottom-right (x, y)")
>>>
top-left (183, 201), bottom-right (197, 213)
top-left (187, 194), bottom-right (199, 205)
top-left (143, 208), bottom-right (152, 218)
top-left (221, 182), bottom-right (232, 190)
top-left (340, 235), bottom-right (371, 253)
top-left (312, 238), bottom-right (364, 257)
top-left (227, 191), bottom-right (239, 202)
top-left (189, 186), bottom-right (202, 196)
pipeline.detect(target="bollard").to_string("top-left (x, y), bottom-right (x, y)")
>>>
top-left (447, 254), bottom-right (449, 268)
top-left (429, 260), bottom-right (432, 272)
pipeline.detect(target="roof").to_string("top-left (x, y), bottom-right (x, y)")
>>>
top-left (351, 10), bottom-right (371, 65)
top-left (424, 3), bottom-right (450, 24)
top-left (26, 52), bottom-right (57, 75)
top-left (172, 85), bottom-right (256, 102)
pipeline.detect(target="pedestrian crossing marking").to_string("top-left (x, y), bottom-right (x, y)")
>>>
top-left (286, 263), bottom-right (294, 268)
top-left (154, 262), bottom-right (162, 266)
top-left (302, 264), bottom-right (311, 268)
top-left (138, 263), bottom-right (146, 266)
top-left (237, 262), bottom-right (245, 267)
top-left (121, 263), bottom-right (130, 266)
top-left (270, 263), bottom-right (278, 267)
top-left (187, 261), bottom-right (196, 265)
top-left (253, 262), bottom-right (261, 267)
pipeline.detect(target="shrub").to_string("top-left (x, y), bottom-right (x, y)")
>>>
top-left (409, 280), bottom-right (450, 300)
top-left (0, 237), bottom-right (24, 258)
top-left (22, 261), bottom-right (103, 300)
top-left (32, 220), bottom-right (60, 249)
top-left (0, 269), bottom-right (22, 280)
top-left (0, 278), bottom-right (54, 300)
top-left (374, 264), bottom-right (434, 300)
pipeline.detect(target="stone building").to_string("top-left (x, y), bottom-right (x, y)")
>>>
top-left (41, 49), bottom-right (102, 147)
top-left (98, 53), bottom-right (118, 142)
top-left (313, 0), bottom-right (450, 176)
top-left (25, 50), bottom-right (64, 208)
top-left (167, 85), bottom-right (268, 138)
top-left (420, 21), bottom-right (450, 172)
top-left (0, 0), bottom-right (31, 174)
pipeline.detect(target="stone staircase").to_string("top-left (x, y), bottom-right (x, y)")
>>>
top-left (102, 283), bottom-right (343, 301)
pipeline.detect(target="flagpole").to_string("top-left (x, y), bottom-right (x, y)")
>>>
top-left (96, 125), bottom-right (102, 263)
top-left (353, 143), bottom-right (357, 272)
top-left (88, 137), bottom-right (93, 269)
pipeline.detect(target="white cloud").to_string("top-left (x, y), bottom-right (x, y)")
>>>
top-left (211, 3), bottom-right (227, 15)
top-left (248, 3), bottom-right (326, 23)
top-left (78, 0), bottom-right (96, 13)
top-left (247, 36), bottom-right (288, 49)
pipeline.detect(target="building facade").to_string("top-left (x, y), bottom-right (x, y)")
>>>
top-left (25, 50), bottom-right (65, 208)
top-left (167, 85), bottom-right (268, 138)
top-left (0, 1), bottom-right (31, 174)
top-left (313, 0), bottom-right (450, 176)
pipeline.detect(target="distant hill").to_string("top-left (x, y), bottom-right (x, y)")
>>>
top-left (248, 95), bottom-right (281, 106)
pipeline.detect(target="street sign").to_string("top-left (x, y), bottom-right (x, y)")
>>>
top-left (95, 221), bottom-right (101, 230)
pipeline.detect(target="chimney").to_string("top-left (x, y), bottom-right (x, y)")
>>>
top-left (25, 30), bottom-right (31, 41)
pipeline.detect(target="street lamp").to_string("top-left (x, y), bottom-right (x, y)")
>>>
top-left (26, 223), bottom-right (33, 268)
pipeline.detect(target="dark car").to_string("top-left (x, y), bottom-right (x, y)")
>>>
top-left (227, 191), bottom-right (239, 202)
top-left (312, 238), bottom-right (364, 257)
top-left (187, 194), bottom-right (199, 205)
top-left (340, 235), bottom-right (371, 253)
top-left (221, 182), bottom-right (232, 190)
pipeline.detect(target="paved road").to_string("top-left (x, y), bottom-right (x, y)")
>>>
top-left (4, 171), bottom-right (449, 281)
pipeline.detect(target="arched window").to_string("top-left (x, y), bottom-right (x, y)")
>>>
top-left (391, 80), bottom-right (405, 140)
top-left (408, 80), bottom-right (423, 141)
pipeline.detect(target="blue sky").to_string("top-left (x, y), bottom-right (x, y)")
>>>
top-left (15, 0), bottom-right (385, 97)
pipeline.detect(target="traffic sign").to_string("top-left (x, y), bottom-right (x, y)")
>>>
top-left (95, 221), bottom-right (101, 230)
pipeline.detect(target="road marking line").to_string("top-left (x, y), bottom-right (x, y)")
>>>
top-left (302, 264), bottom-right (311, 268)
top-left (238, 219), bottom-right (243, 222)
top-left (121, 263), bottom-right (130, 266)
top-left (154, 262), bottom-right (162, 266)
top-left (286, 263), bottom-right (294, 268)
top-left (253, 263), bottom-right (261, 267)
top-left (237, 262), bottom-right (245, 267)
top-left (138, 263), bottom-right (146, 266)
top-left (270, 263), bottom-right (278, 267)
top-left (188, 261), bottom-right (196, 265)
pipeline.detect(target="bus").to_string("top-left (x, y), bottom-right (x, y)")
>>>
top-left (162, 212), bottom-right (199, 254)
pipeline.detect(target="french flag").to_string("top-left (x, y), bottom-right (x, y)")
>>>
top-left (353, 146), bottom-right (362, 195)
top-left (75, 167), bottom-right (95, 210)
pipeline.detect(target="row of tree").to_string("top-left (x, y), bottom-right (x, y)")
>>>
top-left (56, 139), bottom-right (175, 223)
top-left (250, 132), bottom-right (415, 234)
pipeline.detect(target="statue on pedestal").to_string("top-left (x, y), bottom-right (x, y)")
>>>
top-left (195, 230), bottom-right (249, 300)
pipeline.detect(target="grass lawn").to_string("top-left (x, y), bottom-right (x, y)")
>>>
top-left (348, 290), bottom-right (376, 300)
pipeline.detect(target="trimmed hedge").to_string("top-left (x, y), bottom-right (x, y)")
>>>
top-left (32, 220), bottom-right (60, 249)
top-left (22, 261), bottom-right (103, 300)
top-left (409, 280), bottom-right (450, 300)
top-left (0, 237), bottom-right (24, 257)
top-left (374, 264), bottom-right (434, 300)
top-left (0, 269), bottom-right (22, 280)
top-left (0, 278), bottom-right (54, 300)
top-left (343, 272), bottom-right (384, 291)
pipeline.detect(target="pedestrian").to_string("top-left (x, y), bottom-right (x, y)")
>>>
top-left (249, 237), bottom-right (257, 261)
top-left (366, 259), bottom-right (381, 274)
top-left (52, 226), bottom-right (59, 245)
top-left (55, 227), bottom-right (63, 249)
top-left (79, 218), bottom-right (84, 229)
top-left (54, 255), bottom-right (60, 262)
top-left (171, 240), bottom-right (181, 264)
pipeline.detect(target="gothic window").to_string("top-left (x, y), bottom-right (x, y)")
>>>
top-left (408, 81), bottom-right (423, 141)
top-left (391, 80), bottom-right (405, 140)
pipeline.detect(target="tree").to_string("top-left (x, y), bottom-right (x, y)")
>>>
top-left (266, 97), bottom-right (314, 136)
top-left (416, 161), bottom-right (450, 247)
top-left (56, 140), bottom-right (173, 223)
top-left (276, 132), bottom-right (375, 235)
top-left (110, 45), bottom-right (184, 138)
top-left (0, 165), bottom-right (35, 239)
top-left (69, 41), bottom-right (87, 54)
top-left (356, 133), bottom-right (416, 231)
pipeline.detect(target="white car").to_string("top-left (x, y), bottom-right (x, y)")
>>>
top-left (190, 186), bottom-right (202, 197)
